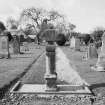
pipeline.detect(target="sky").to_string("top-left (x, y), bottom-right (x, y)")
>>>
top-left (0, 0), bottom-right (105, 33)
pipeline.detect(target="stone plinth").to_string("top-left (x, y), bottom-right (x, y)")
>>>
top-left (11, 81), bottom-right (91, 95)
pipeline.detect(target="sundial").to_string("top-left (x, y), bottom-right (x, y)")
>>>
top-left (10, 28), bottom-right (91, 95)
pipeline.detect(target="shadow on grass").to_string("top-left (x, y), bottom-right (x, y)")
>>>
top-left (57, 79), bottom-right (70, 85)
top-left (89, 83), bottom-right (105, 95)
top-left (21, 52), bottom-right (33, 54)
top-left (13, 57), bottom-right (32, 59)
top-left (14, 52), bottom-right (33, 55)
top-left (90, 83), bottom-right (105, 89)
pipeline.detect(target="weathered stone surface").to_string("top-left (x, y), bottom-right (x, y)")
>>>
top-left (70, 37), bottom-right (80, 50)
top-left (88, 44), bottom-right (98, 59)
top-left (42, 29), bottom-right (57, 42)
top-left (0, 35), bottom-right (10, 58)
top-left (75, 38), bottom-right (80, 50)
top-left (43, 29), bottom-right (58, 91)
top-left (70, 36), bottom-right (75, 48)
top-left (13, 35), bottom-right (20, 54)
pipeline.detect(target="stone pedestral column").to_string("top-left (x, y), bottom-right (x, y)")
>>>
top-left (44, 45), bottom-right (57, 91)
top-left (42, 28), bottom-right (58, 91)
top-left (44, 42), bottom-right (57, 91)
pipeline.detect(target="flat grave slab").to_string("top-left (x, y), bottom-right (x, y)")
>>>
top-left (11, 81), bottom-right (91, 95)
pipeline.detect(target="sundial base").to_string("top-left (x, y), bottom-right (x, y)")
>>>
top-left (91, 65), bottom-right (105, 72)
top-left (10, 81), bottom-right (92, 95)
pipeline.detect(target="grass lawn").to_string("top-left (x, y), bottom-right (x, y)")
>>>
top-left (0, 43), bottom-right (45, 89)
top-left (62, 46), bottom-right (105, 96)
top-left (1, 45), bottom-right (105, 105)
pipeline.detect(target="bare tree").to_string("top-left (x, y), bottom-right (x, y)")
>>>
top-left (19, 7), bottom-right (65, 44)
top-left (19, 7), bottom-right (47, 30)
top-left (90, 27), bottom-right (105, 48)
top-left (91, 27), bottom-right (105, 41)
top-left (67, 23), bottom-right (76, 41)
top-left (19, 7), bottom-right (65, 30)
top-left (48, 10), bottom-right (64, 21)
top-left (68, 23), bottom-right (76, 31)
top-left (23, 24), bottom-right (37, 35)
top-left (6, 17), bottom-right (18, 29)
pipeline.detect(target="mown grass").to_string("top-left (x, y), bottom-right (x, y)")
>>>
top-left (0, 43), bottom-right (45, 99)
top-left (1, 45), bottom-right (105, 104)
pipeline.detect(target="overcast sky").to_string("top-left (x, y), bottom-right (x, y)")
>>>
top-left (0, 0), bottom-right (105, 33)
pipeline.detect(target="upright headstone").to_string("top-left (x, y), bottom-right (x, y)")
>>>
top-left (70, 36), bottom-right (80, 50)
top-left (91, 32), bottom-right (105, 71)
top-left (88, 43), bottom-right (98, 59)
top-left (84, 43), bottom-right (98, 59)
top-left (13, 35), bottom-right (20, 54)
top-left (70, 36), bottom-right (75, 48)
top-left (0, 35), bottom-right (10, 58)
top-left (75, 37), bottom-right (80, 50)
top-left (42, 29), bottom-right (58, 91)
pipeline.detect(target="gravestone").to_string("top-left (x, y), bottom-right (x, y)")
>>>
top-left (88, 43), bottom-right (98, 59)
top-left (23, 36), bottom-right (29, 51)
top-left (83, 43), bottom-right (98, 60)
top-left (70, 36), bottom-right (75, 48)
top-left (75, 37), bottom-right (80, 50)
top-left (13, 35), bottom-right (20, 54)
top-left (70, 36), bottom-right (80, 50)
top-left (0, 35), bottom-right (10, 58)
top-left (91, 32), bottom-right (105, 71)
